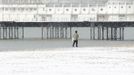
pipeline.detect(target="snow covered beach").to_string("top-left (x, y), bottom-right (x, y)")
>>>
top-left (0, 40), bottom-right (134, 75)
top-left (0, 39), bottom-right (134, 50)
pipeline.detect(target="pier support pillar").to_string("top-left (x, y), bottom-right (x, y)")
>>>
top-left (69, 26), bottom-right (71, 39)
top-left (122, 27), bottom-right (124, 40)
top-left (106, 27), bottom-right (109, 40)
top-left (41, 25), bottom-right (44, 39)
top-left (97, 26), bottom-right (101, 40)
top-left (63, 25), bottom-right (67, 39)
top-left (102, 26), bottom-right (104, 40)
top-left (0, 25), bottom-right (1, 39)
top-left (90, 26), bottom-right (93, 40)
top-left (16, 26), bottom-right (19, 39)
top-left (22, 26), bottom-right (24, 39)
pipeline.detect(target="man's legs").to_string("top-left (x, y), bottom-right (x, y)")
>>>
top-left (73, 40), bottom-right (78, 47)
top-left (72, 40), bottom-right (76, 47)
top-left (76, 40), bottom-right (78, 47)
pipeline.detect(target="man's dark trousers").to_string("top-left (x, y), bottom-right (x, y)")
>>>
top-left (72, 40), bottom-right (78, 47)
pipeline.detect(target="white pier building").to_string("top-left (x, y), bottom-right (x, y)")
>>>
top-left (0, 0), bottom-right (134, 22)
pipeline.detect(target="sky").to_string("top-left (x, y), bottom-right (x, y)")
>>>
top-left (0, 0), bottom-right (108, 4)
top-left (0, 0), bottom-right (133, 4)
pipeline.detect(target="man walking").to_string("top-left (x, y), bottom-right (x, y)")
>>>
top-left (72, 30), bottom-right (79, 47)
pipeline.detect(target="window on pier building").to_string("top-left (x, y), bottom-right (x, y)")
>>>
top-left (83, 9), bottom-right (86, 11)
top-left (100, 8), bottom-right (103, 11)
top-left (18, 8), bottom-right (24, 12)
top-left (25, 8), bottom-right (29, 11)
top-left (46, 4), bottom-right (54, 7)
top-left (43, 8), bottom-right (45, 11)
top-left (71, 15), bottom-right (78, 21)
top-left (48, 9), bottom-right (52, 11)
top-left (66, 9), bottom-right (69, 11)
top-left (45, 15), bottom-right (52, 21)
top-left (29, 8), bottom-right (34, 11)
top-left (90, 17), bottom-right (96, 21)
top-left (74, 9), bottom-right (77, 11)
top-left (33, 8), bottom-right (37, 11)
top-left (108, 2), bottom-right (111, 5)
top-left (92, 8), bottom-right (95, 11)
top-left (55, 4), bottom-right (62, 7)
top-left (2, 7), bottom-right (4, 11)
top-left (13, 8), bottom-right (16, 11)
top-left (5, 8), bottom-right (8, 11)
top-left (72, 4), bottom-right (79, 7)
top-left (7, 8), bottom-right (16, 11)
top-left (119, 14), bottom-right (126, 21)
top-left (2, 7), bottom-right (6, 11)
top-left (128, 6), bottom-right (131, 8)
top-left (57, 9), bottom-right (60, 11)
top-left (26, 8), bottom-right (33, 11)
top-left (64, 4), bottom-right (71, 7)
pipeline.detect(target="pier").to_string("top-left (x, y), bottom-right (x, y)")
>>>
top-left (0, 21), bottom-right (133, 40)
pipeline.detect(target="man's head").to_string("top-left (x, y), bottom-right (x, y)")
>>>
top-left (75, 30), bottom-right (77, 33)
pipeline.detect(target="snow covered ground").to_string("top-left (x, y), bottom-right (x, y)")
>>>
top-left (0, 47), bottom-right (134, 75)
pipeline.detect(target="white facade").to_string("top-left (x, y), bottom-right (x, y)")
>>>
top-left (0, 0), bottom-right (134, 22)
